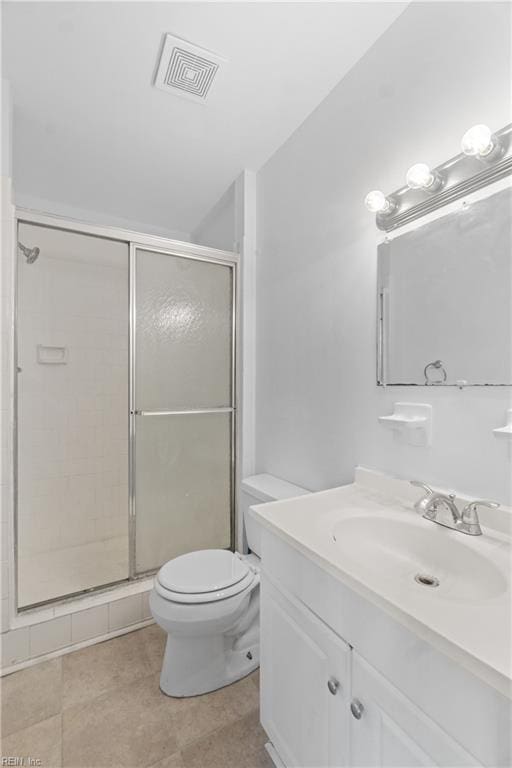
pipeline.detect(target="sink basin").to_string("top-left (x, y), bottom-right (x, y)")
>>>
top-left (331, 513), bottom-right (507, 601)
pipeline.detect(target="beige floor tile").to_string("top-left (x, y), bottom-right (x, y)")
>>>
top-left (0, 659), bottom-right (62, 737)
top-left (249, 669), bottom-right (260, 689)
top-left (63, 673), bottom-right (178, 768)
top-left (181, 710), bottom-right (272, 768)
top-left (139, 624), bottom-right (166, 674)
top-left (148, 752), bottom-right (184, 768)
top-left (62, 630), bottom-right (153, 709)
top-left (173, 674), bottom-right (260, 750)
top-left (1, 628), bottom-right (264, 768)
top-left (0, 714), bottom-right (62, 768)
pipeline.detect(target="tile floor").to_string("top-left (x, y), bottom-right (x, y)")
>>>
top-left (0, 624), bottom-right (272, 768)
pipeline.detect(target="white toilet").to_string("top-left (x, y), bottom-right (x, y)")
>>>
top-left (150, 473), bottom-right (309, 697)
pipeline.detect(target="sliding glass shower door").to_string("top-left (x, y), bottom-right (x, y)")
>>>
top-left (15, 218), bottom-right (236, 610)
top-left (132, 247), bottom-right (235, 574)
top-left (16, 222), bottom-right (130, 608)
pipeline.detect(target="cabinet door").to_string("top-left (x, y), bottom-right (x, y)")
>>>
top-left (350, 653), bottom-right (483, 768)
top-left (260, 575), bottom-right (350, 768)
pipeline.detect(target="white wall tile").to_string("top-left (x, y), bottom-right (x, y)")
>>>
top-left (71, 604), bottom-right (108, 643)
top-left (1, 561), bottom-right (8, 599)
top-left (1, 627), bottom-right (30, 667)
top-left (0, 521), bottom-right (8, 563)
top-left (0, 483), bottom-right (11, 524)
top-left (29, 615), bottom-right (71, 657)
top-left (108, 594), bottom-right (142, 631)
top-left (141, 590), bottom-right (152, 620)
top-left (0, 597), bottom-right (9, 633)
top-left (11, 604), bottom-right (55, 629)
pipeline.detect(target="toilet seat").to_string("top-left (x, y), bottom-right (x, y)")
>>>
top-left (155, 550), bottom-right (258, 604)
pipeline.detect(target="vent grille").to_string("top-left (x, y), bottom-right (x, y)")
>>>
top-left (155, 35), bottom-right (225, 103)
top-left (165, 48), bottom-right (219, 99)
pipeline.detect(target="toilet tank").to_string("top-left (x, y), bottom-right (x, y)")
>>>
top-left (240, 474), bottom-right (310, 557)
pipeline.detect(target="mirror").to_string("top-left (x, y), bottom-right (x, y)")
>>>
top-left (377, 187), bottom-right (512, 386)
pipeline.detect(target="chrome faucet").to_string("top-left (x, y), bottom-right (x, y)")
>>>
top-left (410, 481), bottom-right (499, 536)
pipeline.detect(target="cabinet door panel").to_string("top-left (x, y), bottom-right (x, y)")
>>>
top-left (350, 653), bottom-right (483, 768)
top-left (261, 576), bottom-right (350, 768)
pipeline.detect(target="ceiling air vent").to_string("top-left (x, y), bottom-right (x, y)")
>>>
top-left (154, 34), bottom-right (225, 103)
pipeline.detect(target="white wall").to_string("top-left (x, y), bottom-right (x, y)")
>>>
top-left (256, 2), bottom-right (512, 504)
top-left (1, 79), bottom-right (12, 178)
top-left (191, 182), bottom-right (236, 252)
top-left (190, 170), bottom-right (258, 549)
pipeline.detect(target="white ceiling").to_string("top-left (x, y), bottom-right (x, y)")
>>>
top-left (2, 2), bottom-right (406, 236)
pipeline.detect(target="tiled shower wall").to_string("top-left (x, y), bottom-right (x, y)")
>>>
top-left (17, 223), bottom-right (129, 607)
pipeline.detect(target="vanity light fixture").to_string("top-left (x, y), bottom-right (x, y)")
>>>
top-left (365, 122), bottom-right (511, 229)
top-left (364, 190), bottom-right (396, 214)
top-left (461, 124), bottom-right (503, 161)
top-left (405, 163), bottom-right (444, 193)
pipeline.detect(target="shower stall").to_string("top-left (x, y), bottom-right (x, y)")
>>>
top-left (14, 213), bottom-right (237, 610)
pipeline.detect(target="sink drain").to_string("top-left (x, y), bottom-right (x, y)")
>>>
top-left (414, 573), bottom-right (440, 588)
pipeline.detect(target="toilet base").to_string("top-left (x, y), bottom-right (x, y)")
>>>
top-left (159, 633), bottom-right (259, 697)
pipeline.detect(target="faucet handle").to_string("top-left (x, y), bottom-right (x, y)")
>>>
top-left (462, 499), bottom-right (499, 515)
top-left (410, 481), bottom-right (434, 514)
top-left (461, 500), bottom-right (499, 535)
top-left (410, 480), bottom-right (434, 495)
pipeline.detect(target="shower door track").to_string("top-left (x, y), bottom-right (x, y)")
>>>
top-left (13, 209), bottom-right (239, 614)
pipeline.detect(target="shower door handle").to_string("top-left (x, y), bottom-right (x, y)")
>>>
top-left (132, 407), bottom-right (234, 416)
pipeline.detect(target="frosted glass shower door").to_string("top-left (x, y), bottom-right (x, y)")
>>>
top-left (133, 248), bottom-right (234, 574)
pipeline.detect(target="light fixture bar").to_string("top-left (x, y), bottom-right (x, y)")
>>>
top-left (380, 153), bottom-right (512, 232)
top-left (369, 122), bottom-right (512, 232)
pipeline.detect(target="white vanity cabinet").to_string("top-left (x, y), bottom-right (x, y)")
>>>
top-left (261, 578), bottom-right (350, 768)
top-left (253, 475), bottom-right (511, 768)
top-left (350, 653), bottom-right (481, 768)
top-left (261, 574), bottom-right (485, 768)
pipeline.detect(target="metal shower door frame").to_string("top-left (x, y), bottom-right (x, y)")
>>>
top-left (12, 209), bottom-right (239, 611)
top-left (128, 243), bottom-right (238, 579)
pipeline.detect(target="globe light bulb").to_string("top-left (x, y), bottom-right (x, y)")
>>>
top-left (405, 163), bottom-right (435, 190)
top-left (364, 190), bottom-right (391, 213)
top-left (461, 124), bottom-right (494, 157)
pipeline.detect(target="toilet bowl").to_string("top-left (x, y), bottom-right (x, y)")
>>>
top-left (150, 474), bottom-right (309, 697)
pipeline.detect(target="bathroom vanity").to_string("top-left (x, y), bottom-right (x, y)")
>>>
top-left (249, 469), bottom-right (512, 768)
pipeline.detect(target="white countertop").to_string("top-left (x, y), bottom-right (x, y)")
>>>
top-left (250, 468), bottom-right (512, 697)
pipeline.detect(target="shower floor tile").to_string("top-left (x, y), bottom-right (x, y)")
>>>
top-left (0, 625), bottom-right (271, 768)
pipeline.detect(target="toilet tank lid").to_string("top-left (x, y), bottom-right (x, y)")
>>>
top-left (241, 473), bottom-right (310, 503)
